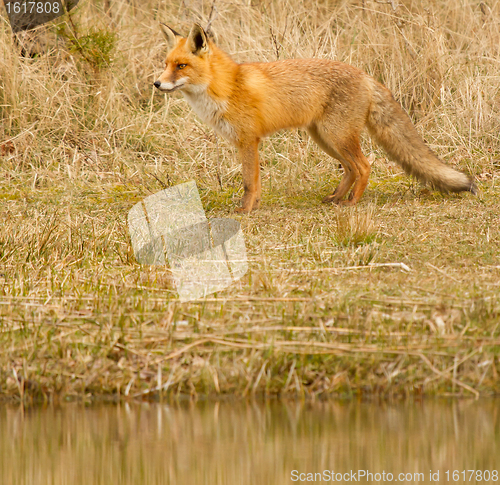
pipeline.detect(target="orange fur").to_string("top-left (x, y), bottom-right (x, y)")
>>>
top-left (155, 23), bottom-right (476, 212)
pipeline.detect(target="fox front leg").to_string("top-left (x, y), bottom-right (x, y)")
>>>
top-left (235, 139), bottom-right (261, 213)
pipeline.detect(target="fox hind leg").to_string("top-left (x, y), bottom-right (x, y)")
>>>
top-left (307, 124), bottom-right (371, 205)
top-left (336, 140), bottom-right (371, 206)
top-left (307, 125), bottom-right (357, 203)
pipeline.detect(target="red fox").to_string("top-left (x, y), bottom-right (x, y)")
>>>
top-left (154, 23), bottom-right (476, 212)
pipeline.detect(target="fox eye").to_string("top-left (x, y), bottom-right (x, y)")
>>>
top-left (177, 63), bottom-right (187, 70)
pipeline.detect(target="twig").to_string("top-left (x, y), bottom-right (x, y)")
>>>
top-left (197, 296), bottom-right (315, 302)
top-left (425, 348), bottom-right (481, 386)
top-left (374, 0), bottom-right (399, 11)
top-left (158, 336), bottom-right (453, 356)
top-left (205, 1), bottom-right (218, 36)
top-left (418, 353), bottom-right (479, 398)
top-left (426, 262), bottom-right (461, 283)
top-left (252, 361), bottom-right (267, 393)
top-left (153, 338), bottom-right (213, 364)
top-left (269, 26), bottom-right (281, 59)
top-left (282, 262), bottom-right (411, 273)
top-left (131, 367), bottom-right (177, 398)
top-left (214, 134), bottom-right (223, 189)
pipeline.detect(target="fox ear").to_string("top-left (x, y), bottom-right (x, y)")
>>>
top-left (160, 23), bottom-right (182, 48)
top-left (187, 23), bottom-right (209, 56)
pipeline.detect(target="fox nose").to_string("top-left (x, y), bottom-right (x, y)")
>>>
top-left (154, 81), bottom-right (161, 89)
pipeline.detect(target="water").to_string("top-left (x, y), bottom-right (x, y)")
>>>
top-left (0, 400), bottom-right (498, 484)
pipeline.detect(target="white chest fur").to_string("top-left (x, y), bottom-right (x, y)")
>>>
top-left (182, 87), bottom-right (237, 143)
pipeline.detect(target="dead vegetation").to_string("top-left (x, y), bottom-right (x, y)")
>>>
top-left (0, 0), bottom-right (499, 401)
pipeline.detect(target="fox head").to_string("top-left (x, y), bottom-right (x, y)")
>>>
top-left (154, 23), bottom-right (211, 93)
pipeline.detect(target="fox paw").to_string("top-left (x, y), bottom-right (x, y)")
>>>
top-left (234, 206), bottom-right (252, 214)
top-left (322, 194), bottom-right (342, 204)
top-left (338, 199), bottom-right (357, 207)
top-left (235, 196), bottom-right (260, 213)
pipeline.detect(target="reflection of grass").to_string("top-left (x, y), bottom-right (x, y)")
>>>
top-left (1, 402), bottom-right (499, 484)
top-left (1, 0), bottom-right (500, 401)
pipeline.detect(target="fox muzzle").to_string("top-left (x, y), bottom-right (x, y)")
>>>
top-left (153, 81), bottom-right (185, 93)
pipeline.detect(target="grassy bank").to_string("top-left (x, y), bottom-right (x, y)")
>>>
top-left (1, 0), bottom-right (499, 401)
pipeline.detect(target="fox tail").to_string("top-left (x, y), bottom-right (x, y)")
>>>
top-left (366, 79), bottom-right (476, 195)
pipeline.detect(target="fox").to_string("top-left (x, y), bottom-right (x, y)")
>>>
top-left (154, 23), bottom-right (476, 212)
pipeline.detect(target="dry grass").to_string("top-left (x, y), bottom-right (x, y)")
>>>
top-left (1, 0), bottom-right (500, 402)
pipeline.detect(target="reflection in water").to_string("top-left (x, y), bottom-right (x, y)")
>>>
top-left (0, 400), bottom-right (498, 484)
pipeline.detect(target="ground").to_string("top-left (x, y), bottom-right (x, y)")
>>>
top-left (1, 0), bottom-right (499, 401)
